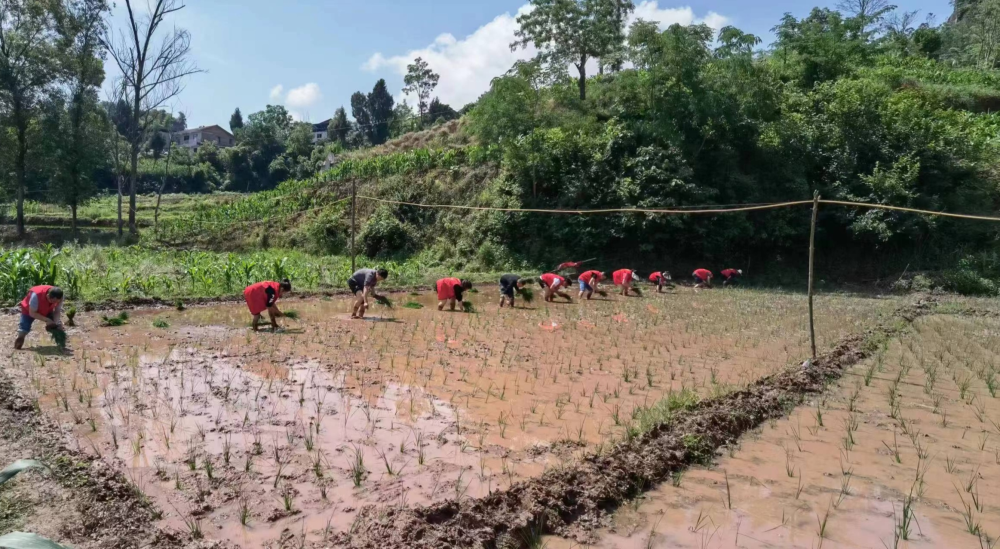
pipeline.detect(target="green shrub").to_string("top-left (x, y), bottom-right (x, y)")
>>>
top-left (358, 207), bottom-right (415, 258)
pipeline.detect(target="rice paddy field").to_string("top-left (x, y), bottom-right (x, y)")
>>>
top-left (547, 302), bottom-right (1000, 549)
top-left (0, 285), bottom-right (923, 548)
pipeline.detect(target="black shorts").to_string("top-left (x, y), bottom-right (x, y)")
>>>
top-left (500, 285), bottom-right (515, 298)
top-left (348, 279), bottom-right (361, 295)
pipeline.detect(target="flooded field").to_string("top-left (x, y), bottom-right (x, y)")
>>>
top-left (559, 312), bottom-right (1000, 549)
top-left (4, 287), bottom-right (902, 547)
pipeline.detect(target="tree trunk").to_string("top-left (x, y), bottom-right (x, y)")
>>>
top-left (71, 202), bottom-right (78, 233)
top-left (129, 144), bottom-right (139, 235)
top-left (117, 175), bottom-right (123, 238)
top-left (15, 125), bottom-right (27, 239)
top-left (576, 56), bottom-right (587, 101)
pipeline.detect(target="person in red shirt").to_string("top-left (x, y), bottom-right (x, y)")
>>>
top-left (15, 285), bottom-right (65, 350)
top-left (577, 270), bottom-right (605, 300)
top-left (613, 269), bottom-right (640, 296)
top-left (539, 273), bottom-right (571, 302)
top-left (243, 279), bottom-right (292, 331)
top-left (649, 271), bottom-right (672, 293)
top-left (693, 269), bottom-right (713, 289)
top-left (721, 269), bottom-right (743, 287)
top-left (437, 278), bottom-right (473, 311)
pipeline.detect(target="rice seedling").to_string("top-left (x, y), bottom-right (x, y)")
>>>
top-left (462, 302), bottom-right (475, 313)
top-left (100, 311), bottom-right (129, 327)
top-left (152, 318), bottom-right (169, 329)
top-left (404, 302), bottom-right (424, 309)
top-left (282, 310), bottom-right (300, 320)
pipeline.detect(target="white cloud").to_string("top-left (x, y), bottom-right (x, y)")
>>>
top-left (362, 3), bottom-right (728, 109)
top-left (363, 6), bottom-right (536, 109)
top-left (629, 2), bottom-right (730, 31)
top-left (286, 83), bottom-right (322, 109)
top-left (269, 85), bottom-right (284, 103)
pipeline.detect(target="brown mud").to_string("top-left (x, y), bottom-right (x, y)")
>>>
top-left (0, 288), bottom-right (901, 548)
top-left (0, 372), bottom-right (200, 549)
top-left (334, 299), bottom-right (934, 548)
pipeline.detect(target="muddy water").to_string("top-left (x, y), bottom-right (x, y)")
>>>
top-left (5, 288), bottom-right (899, 547)
top-left (556, 313), bottom-right (1000, 549)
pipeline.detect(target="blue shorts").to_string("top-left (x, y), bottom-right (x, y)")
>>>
top-left (694, 276), bottom-right (707, 284)
top-left (19, 312), bottom-right (53, 334)
top-left (579, 280), bottom-right (593, 292)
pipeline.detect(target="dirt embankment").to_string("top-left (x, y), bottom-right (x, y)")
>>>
top-left (334, 299), bottom-right (934, 548)
top-left (0, 373), bottom-right (220, 549)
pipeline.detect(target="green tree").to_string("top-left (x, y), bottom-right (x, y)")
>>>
top-left (329, 106), bottom-right (350, 145)
top-left (426, 97), bottom-right (457, 125)
top-left (968, 0), bottom-right (1000, 68)
top-left (0, 0), bottom-right (60, 237)
top-left (512, 0), bottom-right (635, 100)
top-left (52, 0), bottom-right (109, 231)
top-left (229, 107), bottom-right (243, 133)
top-left (402, 56), bottom-right (439, 120)
top-left (771, 8), bottom-right (873, 88)
top-left (351, 79), bottom-right (394, 145)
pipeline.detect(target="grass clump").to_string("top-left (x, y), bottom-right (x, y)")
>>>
top-left (152, 318), bottom-right (169, 329)
top-left (100, 311), bottom-right (129, 327)
top-left (462, 301), bottom-right (475, 313)
top-left (404, 302), bottom-right (424, 309)
top-left (374, 295), bottom-right (394, 308)
top-left (65, 307), bottom-right (77, 327)
top-left (634, 389), bottom-right (700, 433)
top-left (282, 310), bottom-right (300, 320)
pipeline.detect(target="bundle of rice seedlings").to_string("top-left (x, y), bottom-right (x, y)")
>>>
top-left (152, 318), bottom-right (169, 329)
top-left (631, 287), bottom-right (643, 296)
top-left (48, 328), bottom-right (67, 350)
top-left (100, 311), bottom-right (129, 327)
top-left (462, 302), bottom-right (475, 313)
top-left (282, 310), bottom-right (300, 320)
top-left (374, 295), bottom-right (394, 308)
top-left (175, 300), bottom-right (186, 311)
top-left (596, 289), bottom-right (608, 297)
top-left (65, 307), bottom-right (77, 327)
top-left (517, 287), bottom-right (535, 303)
top-left (404, 302), bottom-right (424, 309)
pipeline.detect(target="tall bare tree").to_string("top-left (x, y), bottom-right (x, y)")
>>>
top-left (101, 0), bottom-right (198, 236)
top-left (0, 0), bottom-right (59, 238)
top-left (836, 0), bottom-right (895, 32)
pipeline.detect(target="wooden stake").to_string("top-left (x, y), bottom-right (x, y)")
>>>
top-left (808, 191), bottom-right (820, 359)
top-left (351, 179), bottom-right (357, 273)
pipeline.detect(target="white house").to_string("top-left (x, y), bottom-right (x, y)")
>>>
top-left (172, 125), bottom-right (235, 150)
top-left (312, 119), bottom-right (330, 143)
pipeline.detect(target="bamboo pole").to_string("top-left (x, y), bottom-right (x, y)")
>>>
top-left (351, 179), bottom-right (357, 273)
top-left (808, 191), bottom-right (820, 359)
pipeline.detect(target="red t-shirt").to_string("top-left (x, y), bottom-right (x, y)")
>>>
top-left (540, 273), bottom-right (565, 288)
top-left (243, 281), bottom-right (282, 316)
top-left (649, 272), bottom-right (666, 283)
top-left (579, 271), bottom-right (604, 285)
top-left (437, 278), bottom-right (462, 300)
top-left (693, 269), bottom-right (713, 281)
top-left (612, 269), bottom-right (634, 286)
top-left (721, 269), bottom-right (740, 279)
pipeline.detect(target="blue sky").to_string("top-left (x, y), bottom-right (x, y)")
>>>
top-left (106, 0), bottom-right (953, 129)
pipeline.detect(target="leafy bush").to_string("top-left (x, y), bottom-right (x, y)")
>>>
top-left (358, 207), bottom-right (415, 258)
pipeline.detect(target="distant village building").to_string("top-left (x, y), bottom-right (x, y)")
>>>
top-left (172, 125), bottom-right (235, 150)
top-left (312, 119), bottom-right (330, 143)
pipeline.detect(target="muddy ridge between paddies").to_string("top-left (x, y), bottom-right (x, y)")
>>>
top-left (3, 288), bottom-right (903, 548)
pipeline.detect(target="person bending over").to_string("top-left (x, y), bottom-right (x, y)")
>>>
top-left (693, 268), bottom-right (714, 289)
top-left (577, 270), bottom-right (605, 300)
top-left (649, 271), bottom-right (672, 293)
top-left (539, 273), bottom-right (572, 302)
top-left (437, 277), bottom-right (473, 311)
top-left (244, 279), bottom-right (292, 332)
top-left (721, 268), bottom-right (743, 287)
top-left (15, 285), bottom-right (65, 350)
top-left (349, 268), bottom-right (388, 319)
top-left (613, 269), bottom-right (640, 296)
top-left (499, 274), bottom-right (530, 308)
